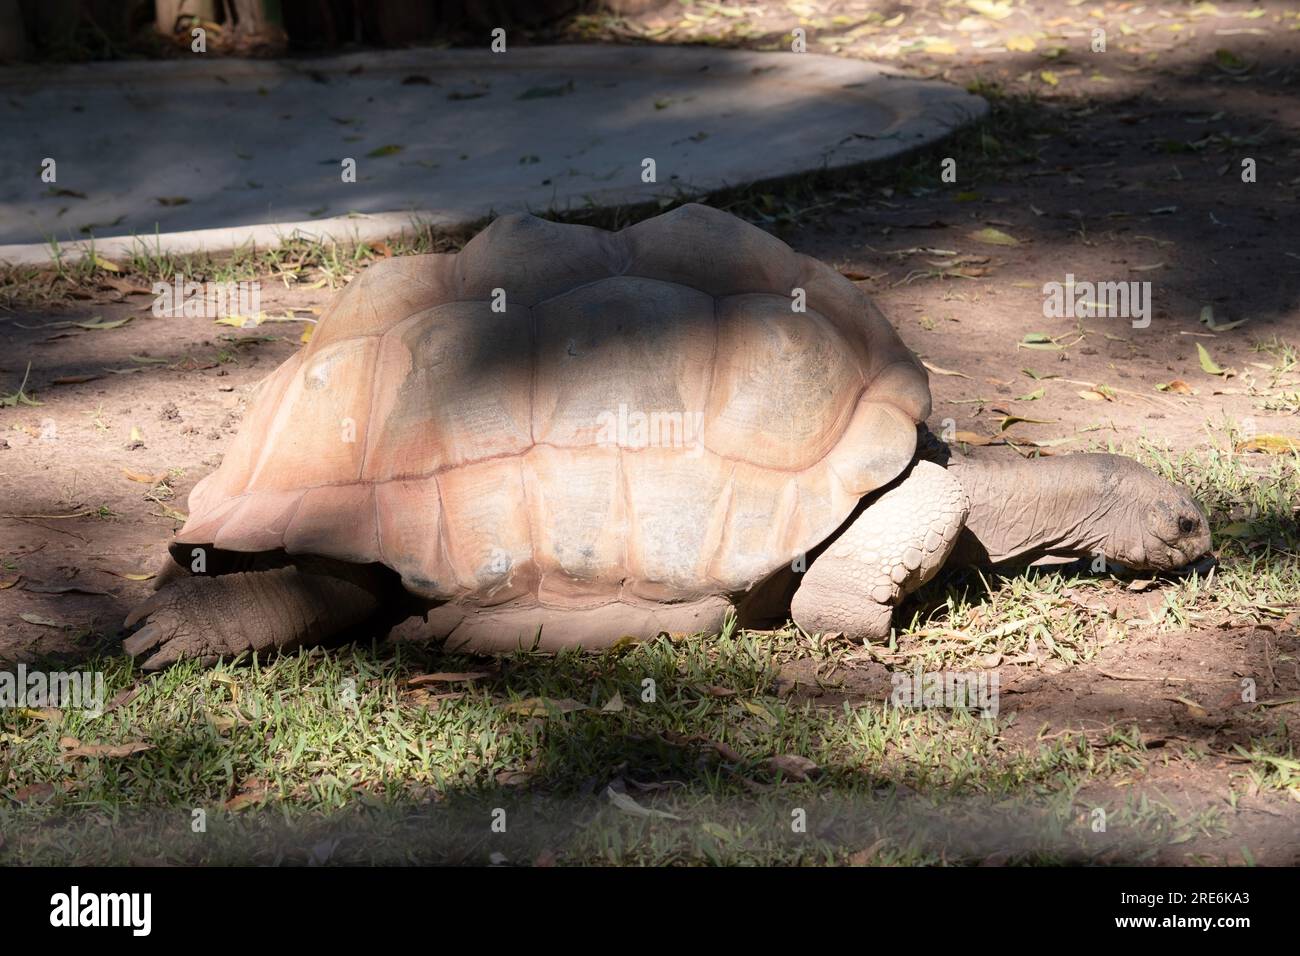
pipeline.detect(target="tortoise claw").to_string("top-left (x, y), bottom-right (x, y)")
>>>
top-left (141, 643), bottom-right (182, 671)
top-left (122, 623), bottom-right (164, 658)
top-left (123, 593), bottom-right (162, 630)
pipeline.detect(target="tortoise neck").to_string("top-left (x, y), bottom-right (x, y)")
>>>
top-left (947, 455), bottom-right (1116, 566)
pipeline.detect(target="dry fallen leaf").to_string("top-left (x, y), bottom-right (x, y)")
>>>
top-left (969, 227), bottom-right (1020, 246)
top-left (503, 696), bottom-right (588, 716)
top-left (75, 317), bottom-right (132, 330)
top-left (1218, 521), bottom-right (1257, 540)
top-left (19, 612), bottom-right (62, 627)
top-left (998, 414), bottom-right (1056, 431)
top-left (23, 584), bottom-right (110, 596)
top-left (102, 686), bottom-right (143, 714)
top-left (60, 740), bottom-right (153, 759)
top-left (1018, 332), bottom-right (1077, 351)
top-left (605, 786), bottom-right (682, 820)
top-left (13, 782), bottom-right (57, 804)
top-left (922, 360), bottom-right (971, 379)
top-left (1196, 342), bottom-right (1228, 376)
top-left (1235, 435), bottom-right (1300, 455)
top-left (224, 790), bottom-right (268, 811)
top-left (224, 777), bottom-right (271, 811)
top-left (150, 503), bottom-right (188, 522)
top-left (52, 374), bottom-right (104, 385)
top-left (765, 754), bottom-right (820, 781)
top-left (741, 699), bottom-right (777, 723)
top-left (122, 467), bottom-right (167, 484)
top-left (1156, 380), bottom-right (1195, 395)
top-left (495, 770), bottom-right (534, 787)
top-left (922, 39), bottom-right (959, 55)
top-left (1169, 696), bottom-right (1208, 719)
top-left (1199, 305), bottom-right (1249, 332)
top-left (710, 739), bottom-right (745, 762)
top-left (94, 565), bottom-right (155, 580)
top-left (966, 0), bottom-right (1013, 19)
top-left (16, 706), bottom-right (63, 722)
top-left (405, 689), bottom-right (464, 711)
top-left (101, 276), bottom-right (153, 296)
top-left (216, 312), bottom-right (266, 329)
top-left (406, 671), bottom-right (493, 686)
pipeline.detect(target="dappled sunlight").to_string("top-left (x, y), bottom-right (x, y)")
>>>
top-left (1, 0), bottom-right (1298, 868)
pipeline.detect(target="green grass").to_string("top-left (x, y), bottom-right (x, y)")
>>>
top-left (0, 634), bottom-right (1170, 865)
top-left (2, 427), bottom-right (1297, 865)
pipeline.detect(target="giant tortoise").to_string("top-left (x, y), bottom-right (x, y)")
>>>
top-left (124, 204), bottom-right (1211, 668)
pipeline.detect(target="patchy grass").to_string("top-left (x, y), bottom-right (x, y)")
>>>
top-left (1, 434), bottom-right (1295, 865)
top-left (0, 226), bottom-right (478, 312)
top-left (0, 635), bottom-right (1173, 865)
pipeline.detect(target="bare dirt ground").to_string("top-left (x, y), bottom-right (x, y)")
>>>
top-left (2, 0), bottom-right (1298, 863)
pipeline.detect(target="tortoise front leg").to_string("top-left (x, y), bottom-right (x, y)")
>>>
top-left (122, 564), bottom-right (386, 670)
top-left (790, 460), bottom-right (968, 643)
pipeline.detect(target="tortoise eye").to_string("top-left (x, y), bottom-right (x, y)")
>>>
top-left (1178, 517), bottom-right (1197, 534)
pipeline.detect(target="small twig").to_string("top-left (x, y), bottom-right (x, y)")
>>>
top-left (1097, 669), bottom-right (1236, 684)
top-left (1, 516), bottom-right (88, 542)
top-left (1260, 629), bottom-right (1278, 692)
top-left (1056, 377), bottom-right (1180, 410)
top-left (0, 511), bottom-right (93, 519)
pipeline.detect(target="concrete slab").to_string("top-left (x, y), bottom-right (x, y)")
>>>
top-left (0, 45), bottom-right (986, 265)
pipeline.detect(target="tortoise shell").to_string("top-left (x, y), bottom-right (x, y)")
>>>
top-left (175, 204), bottom-right (930, 609)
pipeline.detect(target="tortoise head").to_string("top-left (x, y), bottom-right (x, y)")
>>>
top-left (1098, 458), bottom-right (1212, 571)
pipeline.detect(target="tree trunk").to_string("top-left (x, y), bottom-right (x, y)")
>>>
top-left (0, 0), bottom-right (25, 61)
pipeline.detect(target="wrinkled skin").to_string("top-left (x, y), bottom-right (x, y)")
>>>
top-left (787, 447), bottom-right (1212, 643)
top-left (945, 451), bottom-right (1212, 572)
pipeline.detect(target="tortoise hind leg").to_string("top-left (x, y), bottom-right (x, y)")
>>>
top-left (790, 460), bottom-right (968, 643)
top-left (122, 563), bottom-right (388, 670)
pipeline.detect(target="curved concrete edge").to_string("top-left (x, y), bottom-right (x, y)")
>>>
top-left (0, 48), bottom-right (987, 268)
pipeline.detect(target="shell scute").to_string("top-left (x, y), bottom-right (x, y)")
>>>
top-left (174, 204), bottom-right (931, 606)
